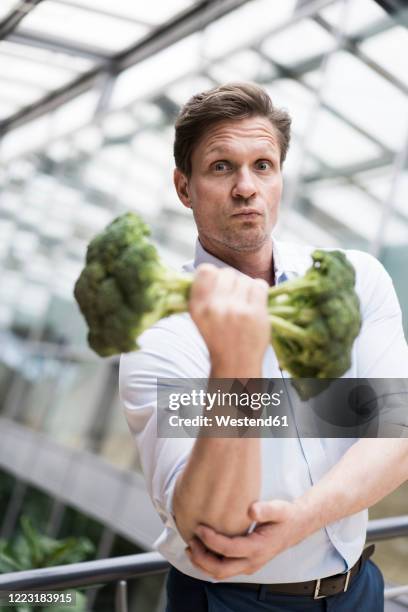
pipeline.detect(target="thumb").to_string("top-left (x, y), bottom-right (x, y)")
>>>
top-left (249, 499), bottom-right (292, 523)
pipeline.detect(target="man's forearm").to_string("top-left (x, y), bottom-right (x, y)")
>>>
top-left (296, 438), bottom-right (408, 536)
top-left (173, 368), bottom-right (262, 543)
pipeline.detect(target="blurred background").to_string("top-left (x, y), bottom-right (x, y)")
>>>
top-left (0, 0), bottom-right (407, 610)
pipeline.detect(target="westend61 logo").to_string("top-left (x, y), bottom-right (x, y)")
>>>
top-left (168, 389), bottom-right (283, 411)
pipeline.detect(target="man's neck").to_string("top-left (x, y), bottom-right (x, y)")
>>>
top-left (198, 236), bottom-right (275, 285)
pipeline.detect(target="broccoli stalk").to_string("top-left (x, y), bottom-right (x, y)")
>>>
top-left (74, 213), bottom-right (361, 385)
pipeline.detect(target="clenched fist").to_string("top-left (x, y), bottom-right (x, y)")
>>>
top-left (189, 264), bottom-right (270, 378)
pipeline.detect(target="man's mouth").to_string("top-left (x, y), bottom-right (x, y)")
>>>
top-left (232, 209), bottom-right (262, 219)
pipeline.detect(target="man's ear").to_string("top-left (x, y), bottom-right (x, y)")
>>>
top-left (174, 168), bottom-right (192, 209)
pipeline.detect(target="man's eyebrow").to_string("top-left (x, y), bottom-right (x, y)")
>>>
top-left (205, 143), bottom-right (279, 158)
top-left (205, 146), bottom-right (228, 157)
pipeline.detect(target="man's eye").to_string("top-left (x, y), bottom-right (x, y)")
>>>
top-left (213, 161), bottom-right (229, 172)
top-left (256, 160), bottom-right (271, 170)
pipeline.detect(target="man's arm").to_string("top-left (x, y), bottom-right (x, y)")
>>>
top-left (186, 253), bottom-right (408, 579)
top-left (185, 438), bottom-right (408, 580)
top-left (293, 437), bottom-right (408, 530)
top-left (172, 264), bottom-right (270, 543)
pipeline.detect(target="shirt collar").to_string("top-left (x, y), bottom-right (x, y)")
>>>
top-left (189, 237), bottom-right (298, 285)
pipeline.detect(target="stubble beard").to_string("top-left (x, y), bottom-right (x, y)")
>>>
top-left (198, 219), bottom-right (270, 253)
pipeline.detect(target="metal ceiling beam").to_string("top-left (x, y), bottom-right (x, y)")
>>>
top-left (314, 15), bottom-right (408, 97)
top-left (0, 0), bottom-right (44, 39)
top-left (51, 0), bottom-right (154, 28)
top-left (303, 151), bottom-right (395, 182)
top-left (113, 0), bottom-right (251, 72)
top-left (0, 0), bottom-right (252, 137)
top-left (372, 0), bottom-right (408, 16)
top-left (8, 28), bottom-right (111, 62)
top-left (255, 50), bottom-right (393, 156)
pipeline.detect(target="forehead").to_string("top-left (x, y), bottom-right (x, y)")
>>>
top-left (193, 116), bottom-right (280, 160)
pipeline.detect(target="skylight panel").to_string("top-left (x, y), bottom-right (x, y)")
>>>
top-left (203, 0), bottom-right (297, 60)
top-left (307, 108), bottom-right (381, 166)
top-left (131, 102), bottom-right (163, 126)
top-left (321, 51), bottom-right (408, 150)
top-left (1, 115), bottom-right (51, 162)
top-left (72, 126), bottom-right (103, 155)
top-left (308, 181), bottom-right (407, 244)
top-left (0, 101), bottom-right (19, 120)
top-left (19, 2), bottom-right (148, 52)
top-left (356, 168), bottom-right (408, 225)
top-left (261, 18), bottom-right (334, 67)
top-left (281, 135), bottom-right (321, 177)
top-left (0, 40), bottom-right (94, 72)
top-left (355, 166), bottom-right (393, 201)
top-left (319, 0), bottom-right (387, 36)
top-left (0, 1), bottom-right (19, 20)
top-left (0, 54), bottom-right (75, 90)
top-left (279, 208), bottom-right (342, 248)
top-left (361, 26), bottom-right (408, 86)
top-left (52, 0), bottom-right (195, 25)
top-left (166, 76), bottom-right (217, 107)
top-left (0, 79), bottom-right (45, 105)
top-left (264, 79), bottom-right (315, 136)
top-left (208, 49), bottom-right (276, 84)
top-left (111, 34), bottom-right (201, 108)
top-left (101, 112), bottom-right (137, 140)
top-left (131, 131), bottom-right (172, 168)
top-left (51, 90), bottom-right (99, 139)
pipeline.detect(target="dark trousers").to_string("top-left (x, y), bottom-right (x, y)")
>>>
top-left (165, 560), bottom-right (384, 611)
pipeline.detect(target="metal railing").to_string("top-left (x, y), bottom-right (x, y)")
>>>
top-left (0, 516), bottom-right (407, 611)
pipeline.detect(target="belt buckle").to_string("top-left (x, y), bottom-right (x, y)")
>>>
top-left (313, 569), bottom-right (351, 600)
top-left (313, 579), bottom-right (326, 600)
top-left (343, 568), bottom-right (351, 592)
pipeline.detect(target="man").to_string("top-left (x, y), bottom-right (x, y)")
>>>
top-left (120, 82), bottom-right (408, 611)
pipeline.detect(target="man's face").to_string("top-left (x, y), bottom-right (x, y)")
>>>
top-left (176, 116), bottom-right (283, 253)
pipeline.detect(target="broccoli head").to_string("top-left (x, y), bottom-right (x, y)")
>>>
top-left (74, 213), bottom-right (191, 356)
top-left (268, 249), bottom-right (361, 379)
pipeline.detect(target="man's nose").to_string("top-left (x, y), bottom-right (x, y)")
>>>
top-left (231, 168), bottom-right (257, 200)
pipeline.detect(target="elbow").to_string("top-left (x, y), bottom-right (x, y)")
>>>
top-left (173, 481), bottom-right (254, 543)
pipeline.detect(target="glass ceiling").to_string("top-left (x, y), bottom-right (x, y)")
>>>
top-left (0, 0), bottom-right (407, 334)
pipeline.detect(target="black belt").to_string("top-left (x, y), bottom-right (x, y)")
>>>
top-left (224, 544), bottom-right (375, 600)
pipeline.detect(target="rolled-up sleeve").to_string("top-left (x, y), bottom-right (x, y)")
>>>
top-left (119, 314), bottom-right (208, 532)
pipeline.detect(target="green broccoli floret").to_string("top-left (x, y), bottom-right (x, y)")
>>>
top-left (74, 213), bottom-right (361, 390)
top-left (74, 213), bottom-right (191, 356)
top-left (268, 249), bottom-right (361, 378)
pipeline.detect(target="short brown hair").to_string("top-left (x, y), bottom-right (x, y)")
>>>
top-left (174, 82), bottom-right (291, 176)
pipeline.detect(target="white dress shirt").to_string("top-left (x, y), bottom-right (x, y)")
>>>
top-left (119, 237), bottom-right (408, 583)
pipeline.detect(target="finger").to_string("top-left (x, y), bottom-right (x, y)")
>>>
top-left (187, 537), bottom-right (251, 580)
top-left (195, 525), bottom-right (259, 558)
top-left (249, 499), bottom-right (292, 523)
top-left (247, 278), bottom-right (269, 306)
top-left (212, 267), bottom-right (240, 298)
top-left (190, 264), bottom-right (218, 303)
top-left (224, 270), bottom-right (253, 300)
